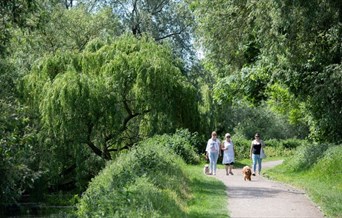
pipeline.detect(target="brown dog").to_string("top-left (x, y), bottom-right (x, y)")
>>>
top-left (242, 166), bottom-right (252, 181)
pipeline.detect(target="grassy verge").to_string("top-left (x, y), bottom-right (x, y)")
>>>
top-left (184, 164), bottom-right (228, 218)
top-left (265, 166), bottom-right (342, 218)
top-left (264, 146), bottom-right (342, 218)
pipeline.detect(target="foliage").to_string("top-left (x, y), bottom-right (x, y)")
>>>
top-left (231, 136), bottom-right (301, 160)
top-left (265, 138), bottom-right (306, 150)
top-left (77, 137), bottom-right (189, 217)
top-left (193, 0), bottom-right (342, 143)
top-left (0, 0), bottom-right (40, 57)
top-left (309, 146), bottom-right (342, 182)
top-left (84, 0), bottom-right (196, 63)
top-left (142, 129), bottom-right (200, 164)
top-left (9, 4), bottom-right (122, 77)
top-left (0, 99), bottom-right (42, 206)
top-left (229, 134), bottom-right (250, 160)
top-left (23, 35), bottom-right (199, 160)
top-left (282, 142), bottom-right (332, 172)
top-left (232, 103), bottom-right (303, 140)
top-left (266, 83), bottom-right (308, 126)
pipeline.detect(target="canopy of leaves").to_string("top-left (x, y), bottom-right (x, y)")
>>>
top-left (8, 4), bottom-right (122, 77)
top-left (0, 0), bottom-right (40, 57)
top-left (193, 0), bottom-right (342, 142)
top-left (23, 35), bottom-right (199, 159)
top-left (83, 0), bottom-right (196, 65)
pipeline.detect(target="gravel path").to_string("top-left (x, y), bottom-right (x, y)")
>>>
top-left (213, 160), bottom-right (325, 218)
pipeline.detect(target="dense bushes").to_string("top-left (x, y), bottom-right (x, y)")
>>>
top-left (310, 146), bottom-right (342, 181)
top-left (229, 134), bottom-right (251, 159)
top-left (77, 135), bottom-right (192, 217)
top-left (283, 142), bottom-right (333, 172)
top-left (229, 135), bottom-right (303, 159)
top-left (0, 100), bottom-right (42, 208)
top-left (147, 129), bottom-right (200, 164)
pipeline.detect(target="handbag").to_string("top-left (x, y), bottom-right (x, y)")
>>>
top-left (260, 148), bottom-right (267, 159)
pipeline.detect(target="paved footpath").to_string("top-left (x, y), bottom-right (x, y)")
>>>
top-left (214, 160), bottom-right (325, 218)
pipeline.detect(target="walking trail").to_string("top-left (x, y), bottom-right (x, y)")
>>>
top-left (214, 160), bottom-right (325, 218)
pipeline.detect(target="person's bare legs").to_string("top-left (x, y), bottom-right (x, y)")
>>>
top-left (229, 165), bottom-right (234, 175)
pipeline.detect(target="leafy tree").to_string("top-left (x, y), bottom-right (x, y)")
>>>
top-left (9, 4), bottom-right (122, 77)
top-left (83, 0), bottom-right (196, 65)
top-left (0, 97), bottom-right (42, 207)
top-left (23, 35), bottom-right (199, 160)
top-left (193, 0), bottom-right (342, 142)
top-left (0, 0), bottom-right (40, 57)
top-left (0, 0), bottom-right (42, 205)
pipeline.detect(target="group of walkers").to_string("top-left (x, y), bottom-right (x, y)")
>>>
top-left (205, 131), bottom-right (266, 176)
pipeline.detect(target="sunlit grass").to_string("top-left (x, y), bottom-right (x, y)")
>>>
top-left (184, 164), bottom-right (228, 218)
top-left (264, 146), bottom-right (342, 218)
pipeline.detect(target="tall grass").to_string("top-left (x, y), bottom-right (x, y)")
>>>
top-left (265, 143), bottom-right (342, 218)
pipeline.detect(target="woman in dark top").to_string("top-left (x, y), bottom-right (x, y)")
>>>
top-left (250, 133), bottom-right (265, 176)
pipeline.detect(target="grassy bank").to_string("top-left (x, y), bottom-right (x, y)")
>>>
top-left (264, 144), bottom-right (342, 218)
top-left (184, 165), bottom-right (228, 218)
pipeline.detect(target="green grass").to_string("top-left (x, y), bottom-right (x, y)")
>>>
top-left (264, 148), bottom-right (342, 218)
top-left (184, 164), bottom-right (228, 218)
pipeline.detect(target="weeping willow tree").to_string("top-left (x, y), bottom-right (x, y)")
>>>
top-left (23, 35), bottom-right (199, 160)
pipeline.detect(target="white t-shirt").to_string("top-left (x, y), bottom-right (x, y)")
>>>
top-left (206, 138), bottom-right (220, 153)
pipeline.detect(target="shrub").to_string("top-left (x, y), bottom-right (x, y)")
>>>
top-left (77, 138), bottom-right (189, 217)
top-left (263, 138), bottom-right (304, 157)
top-left (147, 129), bottom-right (200, 164)
top-left (281, 138), bottom-right (305, 149)
top-left (283, 142), bottom-right (332, 172)
top-left (231, 134), bottom-right (251, 159)
top-left (310, 145), bottom-right (342, 181)
top-left (264, 139), bottom-right (282, 147)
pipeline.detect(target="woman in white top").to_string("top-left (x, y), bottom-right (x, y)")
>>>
top-left (205, 131), bottom-right (221, 175)
top-left (221, 133), bottom-right (235, 175)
